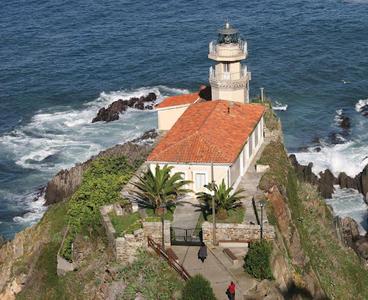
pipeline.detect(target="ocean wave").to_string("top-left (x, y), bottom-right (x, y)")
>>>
top-left (294, 139), bottom-right (367, 177)
top-left (12, 192), bottom-right (46, 225)
top-left (0, 85), bottom-right (186, 172)
top-left (326, 187), bottom-right (368, 234)
top-left (355, 98), bottom-right (368, 115)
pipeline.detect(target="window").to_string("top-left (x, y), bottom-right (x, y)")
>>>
top-left (195, 173), bottom-right (207, 192)
top-left (255, 125), bottom-right (259, 146)
top-left (223, 63), bottom-right (230, 72)
top-left (249, 136), bottom-right (253, 157)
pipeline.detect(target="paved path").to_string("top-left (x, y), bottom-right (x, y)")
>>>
top-left (172, 196), bottom-right (201, 229)
top-left (238, 131), bottom-right (274, 225)
top-left (172, 246), bottom-right (246, 299)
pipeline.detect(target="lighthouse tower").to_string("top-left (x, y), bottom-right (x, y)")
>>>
top-left (208, 22), bottom-right (250, 103)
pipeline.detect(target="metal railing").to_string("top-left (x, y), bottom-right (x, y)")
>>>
top-left (147, 236), bottom-right (191, 281)
top-left (209, 39), bottom-right (247, 56)
top-left (209, 66), bottom-right (248, 81)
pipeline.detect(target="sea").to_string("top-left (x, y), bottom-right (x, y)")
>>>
top-left (1, 0), bottom-right (368, 239)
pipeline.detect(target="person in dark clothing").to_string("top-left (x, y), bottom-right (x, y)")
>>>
top-left (226, 281), bottom-right (236, 300)
top-left (198, 242), bottom-right (207, 263)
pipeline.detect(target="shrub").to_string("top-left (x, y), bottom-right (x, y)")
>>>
top-left (181, 274), bottom-right (216, 300)
top-left (119, 250), bottom-right (184, 300)
top-left (244, 240), bottom-right (273, 280)
top-left (60, 155), bottom-right (138, 260)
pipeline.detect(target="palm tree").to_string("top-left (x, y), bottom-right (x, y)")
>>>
top-left (130, 164), bottom-right (191, 249)
top-left (196, 179), bottom-right (244, 220)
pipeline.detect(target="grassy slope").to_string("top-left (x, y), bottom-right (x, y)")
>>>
top-left (118, 250), bottom-right (184, 300)
top-left (16, 155), bottom-right (141, 299)
top-left (259, 138), bottom-right (368, 299)
top-left (16, 152), bottom-right (185, 299)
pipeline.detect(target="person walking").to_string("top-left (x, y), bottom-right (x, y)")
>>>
top-left (226, 281), bottom-right (236, 300)
top-left (198, 242), bottom-right (207, 263)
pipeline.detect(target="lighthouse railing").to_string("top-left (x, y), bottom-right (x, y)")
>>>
top-left (208, 40), bottom-right (247, 57)
top-left (209, 67), bottom-right (248, 81)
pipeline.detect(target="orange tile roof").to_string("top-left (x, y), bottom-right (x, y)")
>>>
top-left (155, 93), bottom-right (199, 109)
top-left (148, 100), bottom-right (265, 164)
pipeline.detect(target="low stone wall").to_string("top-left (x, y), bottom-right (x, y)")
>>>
top-left (202, 221), bottom-right (275, 244)
top-left (142, 221), bottom-right (171, 245)
top-left (100, 203), bottom-right (171, 264)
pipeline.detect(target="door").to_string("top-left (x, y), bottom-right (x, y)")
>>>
top-left (195, 173), bottom-right (207, 192)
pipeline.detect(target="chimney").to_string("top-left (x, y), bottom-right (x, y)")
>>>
top-left (228, 101), bottom-right (234, 114)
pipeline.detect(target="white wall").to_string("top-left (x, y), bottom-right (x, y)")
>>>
top-left (148, 163), bottom-right (230, 193)
top-left (157, 104), bottom-right (190, 131)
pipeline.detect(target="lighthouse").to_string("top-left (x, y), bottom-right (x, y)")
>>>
top-left (208, 22), bottom-right (251, 103)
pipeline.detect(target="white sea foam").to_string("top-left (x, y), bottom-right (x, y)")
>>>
top-left (294, 140), bottom-right (366, 177)
top-left (326, 187), bottom-right (368, 234)
top-left (355, 98), bottom-right (368, 113)
top-left (0, 85), bottom-right (189, 228)
top-left (13, 193), bottom-right (46, 225)
top-left (0, 85), bottom-right (186, 172)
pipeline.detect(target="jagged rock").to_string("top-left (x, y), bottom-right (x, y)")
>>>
top-left (92, 92), bottom-right (157, 123)
top-left (131, 129), bottom-right (158, 144)
top-left (317, 169), bottom-right (336, 199)
top-left (289, 155), bottom-right (318, 184)
top-left (337, 172), bottom-right (358, 190)
top-left (355, 164), bottom-right (368, 199)
top-left (355, 237), bottom-right (368, 260)
top-left (0, 235), bottom-right (6, 247)
top-left (340, 217), bottom-right (360, 248)
top-left (45, 132), bottom-right (156, 205)
top-left (336, 113), bottom-right (351, 129)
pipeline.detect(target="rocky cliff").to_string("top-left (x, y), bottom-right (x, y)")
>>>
top-left (290, 154), bottom-right (368, 200)
top-left (44, 129), bottom-right (157, 205)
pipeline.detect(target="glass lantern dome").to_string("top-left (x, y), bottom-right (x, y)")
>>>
top-left (217, 22), bottom-right (239, 44)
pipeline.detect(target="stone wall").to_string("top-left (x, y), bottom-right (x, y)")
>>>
top-left (202, 221), bottom-right (275, 244)
top-left (142, 221), bottom-right (171, 245)
top-left (100, 204), bottom-right (171, 264)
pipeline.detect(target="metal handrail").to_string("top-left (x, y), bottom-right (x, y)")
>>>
top-left (209, 66), bottom-right (248, 81)
top-left (147, 236), bottom-right (191, 281)
top-left (209, 40), bottom-right (248, 56)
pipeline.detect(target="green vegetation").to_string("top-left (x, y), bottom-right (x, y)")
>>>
top-left (144, 207), bottom-right (174, 222)
top-left (17, 202), bottom-right (90, 300)
top-left (196, 206), bottom-right (245, 230)
top-left (181, 274), bottom-right (216, 300)
top-left (60, 155), bottom-right (140, 261)
top-left (196, 179), bottom-right (244, 220)
top-left (244, 240), bottom-right (273, 280)
top-left (118, 250), bottom-right (184, 300)
top-left (109, 211), bottom-right (141, 237)
top-left (259, 139), bottom-right (368, 299)
top-left (131, 164), bottom-right (190, 248)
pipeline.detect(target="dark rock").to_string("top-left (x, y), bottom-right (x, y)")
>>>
top-left (92, 93), bottom-right (157, 123)
top-left (355, 164), bottom-right (368, 200)
top-left (354, 237), bottom-right (368, 260)
top-left (339, 115), bottom-right (351, 129)
top-left (0, 235), bottom-right (6, 247)
top-left (289, 155), bottom-right (318, 184)
top-left (318, 169), bottom-right (336, 199)
top-left (337, 172), bottom-right (358, 190)
top-left (131, 129), bottom-right (158, 144)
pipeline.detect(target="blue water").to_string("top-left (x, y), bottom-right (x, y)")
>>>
top-left (1, 0), bottom-right (368, 238)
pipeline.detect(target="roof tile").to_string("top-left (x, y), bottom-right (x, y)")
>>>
top-left (148, 100), bottom-right (265, 164)
top-left (155, 93), bottom-right (199, 109)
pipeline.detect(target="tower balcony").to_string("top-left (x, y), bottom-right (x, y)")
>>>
top-left (209, 66), bottom-right (251, 89)
top-left (208, 40), bottom-right (247, 62)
